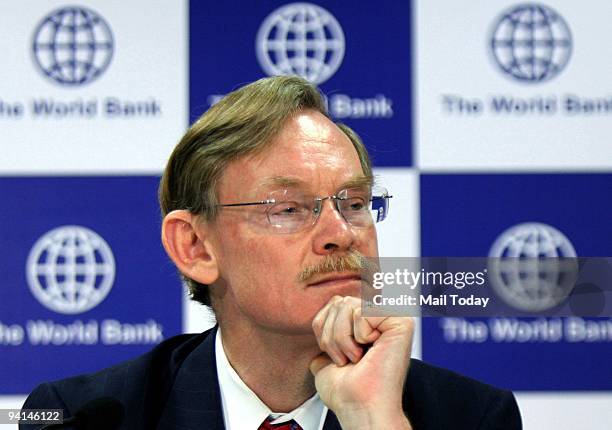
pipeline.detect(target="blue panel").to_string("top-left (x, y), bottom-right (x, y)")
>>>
top-left (189, 0), bottom-right (413, 166)
top-left (420, 173), bottom-right (612, 390)
top-left (0, 177), bottom-right (182, 394)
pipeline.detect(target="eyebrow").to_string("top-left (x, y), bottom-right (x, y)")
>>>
top-left (340, 175), bottom-right (374, 189)
top-left (259, 175), bottom-right (374, 191)
top-left (260, 176), bottom-right (306, 188)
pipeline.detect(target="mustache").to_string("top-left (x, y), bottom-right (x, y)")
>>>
top-left (297, 250), bottom-right (378, 283)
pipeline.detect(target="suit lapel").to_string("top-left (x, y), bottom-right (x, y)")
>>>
top-left (157, 327), bottom-right (225, 430)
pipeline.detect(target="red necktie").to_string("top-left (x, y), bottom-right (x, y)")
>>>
top-left (258, 417), bottom-right (303, 430)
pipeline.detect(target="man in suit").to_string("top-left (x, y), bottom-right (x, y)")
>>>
top-left (23, 76), bottom-right (521, 429)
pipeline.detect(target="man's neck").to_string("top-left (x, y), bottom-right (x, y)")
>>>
top-left (218, 323), bottom-right (321, 412)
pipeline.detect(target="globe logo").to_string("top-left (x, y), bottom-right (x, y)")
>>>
top-left (32, 6), bottom-right (114, 86)
top-left (26, 226), bottom-right (116, 314)
top-left (490, 3), bottom-right (572, 83)
top-left (488, 222), bottom-right (578, 312)
top-left (256, 3), bottom-right (345, 85)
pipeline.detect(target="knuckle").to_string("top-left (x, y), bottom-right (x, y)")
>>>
top-left (354, 331), bottom-right (367, 344)
top-left (319, 337), bottom-right (328, 350)
top-left (340, 296), bottom-right (353, 306)
top-left (402, 316), bottom-right (415, 331)
top-left (331, 295), bottom-right (343, 305)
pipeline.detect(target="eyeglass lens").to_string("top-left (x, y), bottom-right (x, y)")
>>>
top-left (265, 187), bottom-right (388, 233)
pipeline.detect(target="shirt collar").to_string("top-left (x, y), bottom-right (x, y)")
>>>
top-left (215, 329), bottom-right (328, 430)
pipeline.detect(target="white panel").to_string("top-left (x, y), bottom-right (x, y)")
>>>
top-left (373, 168), bottom-right (420, 258)
top-left (516, 392), bottom-right (612, 429)
top-left (0, 0), bottom-right (188, 174)
top-left (416, 0), bottom-right (612, 170)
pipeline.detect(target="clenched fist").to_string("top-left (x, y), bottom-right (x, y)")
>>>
top-left (310, 296), bottom-right (414, 430)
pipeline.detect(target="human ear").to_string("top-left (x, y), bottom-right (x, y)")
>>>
top-left (161, 210), bottom-right (219, 285)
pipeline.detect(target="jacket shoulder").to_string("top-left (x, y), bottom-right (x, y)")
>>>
top-left (405, 359), bottom-right (522, 430)
top-left (21, 331), bottom-right (210, 429)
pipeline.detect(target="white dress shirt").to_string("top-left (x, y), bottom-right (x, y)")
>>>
top-left (215, 330), bottom-right (328, 430)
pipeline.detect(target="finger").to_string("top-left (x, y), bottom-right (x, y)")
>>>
top-left (368, 314), bottom-right (416, 338)
top-left (312, 297), bottom-right (337, 341)
top-left (333, 300), bottom-right (363, 363)
top-left (353, 306), bottom-right (384, 344)
top-left (320, 303), bottom-right (348, 366)
top-left (309, 353), bottom-right (333, 376)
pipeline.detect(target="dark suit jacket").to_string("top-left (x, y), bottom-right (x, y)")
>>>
top-left (21, 327), bottom-right (521, 429)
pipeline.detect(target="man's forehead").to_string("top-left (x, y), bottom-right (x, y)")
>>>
top-left (217, 110), bottom-right (371, 199)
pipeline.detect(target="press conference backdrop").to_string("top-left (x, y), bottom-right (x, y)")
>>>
top-left (0, 0), bottom-right (610, 428)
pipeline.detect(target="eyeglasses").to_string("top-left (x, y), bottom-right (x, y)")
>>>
top-left (216, 186), bottom-right (392, 234)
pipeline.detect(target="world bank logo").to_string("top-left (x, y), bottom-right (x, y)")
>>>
top-left (490, 3), bottom-right (572, 83)
top-left (256, 2), bottom-right (345, 85)
top-left (26, 226), bottom-right (116, 314)
top-left (32, 6), bottom-right (114, 86)
top-left (488, 222), bottom-right (578, 312)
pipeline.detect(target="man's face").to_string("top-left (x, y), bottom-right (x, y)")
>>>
top-left (205, 109), bottom-right (379, 335)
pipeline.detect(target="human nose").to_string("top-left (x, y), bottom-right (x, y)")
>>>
top-left (311, 198), bottom-right (355, 254)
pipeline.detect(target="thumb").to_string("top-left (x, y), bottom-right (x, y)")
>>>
top-left (310, 353), bottom-right (333, 376)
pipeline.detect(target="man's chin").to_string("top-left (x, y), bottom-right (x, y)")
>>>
top-left (312, 288), bottom-right (361, 311)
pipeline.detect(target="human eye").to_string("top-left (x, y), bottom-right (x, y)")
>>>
top-left (266, 199), bottom-right (311, 232)
top-left (268, 201), bottom-right (305, 217)
top-left (342, 197), bottom-right (368, 212)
